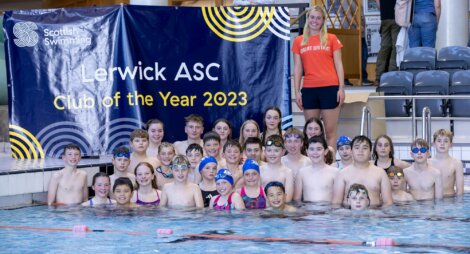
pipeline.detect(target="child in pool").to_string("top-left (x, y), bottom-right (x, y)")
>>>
top-left (209, 169), bottom-right (245, 210)
top-left (155, 142), bottom-right (176, 190)
top-left (198, 156), bottom-right (219, 207)
top-left (302, 117), bottom-right (335, 164)
top-left (130, 162), bottom-right (161, 205)
top-left (281, 127), bottom-right (311, 182)
top-left (334, 135), bottom-right (353, 170)
top-left (222, 139), bottom-right (243, 186)
top-left (203, 131), bottom-right (225, 165)
top-left (372, 134), bottom-right (410, 171)
top-left (174, 114), bottom-right (204, 155)
top-left (239, 120), bottom-right (260, 148)
top-left (243, 137), bottom-right (265, 166)
top-left (347, 183), bottom-right (370, 211)
top-left (146, 119), bottom-right (165, 158)
top-left (294, 136), bottom-right (339, 203)
top-left (265, 181), bottom-right (296, 212)
top-left (160, 155), bottom-right (204, 208)
top-left (128, 129), bottom-right (159, 174)
top-left (386, 166), bottom-right (414, 203)
top-left (186, 143), bottom-right (203, 184)
top-left (47, 143), bottom-right (88, 205)
top-left (82, 172), bottom-right (115, 207)
top-left (113, 177), bottom-right (136, 207)
top-left (260, 107), bottom-right (284, 144)
top-left (237, 159), bottom-right (266, 209)
top-left (213, 118), bottom-right (232, 152)
top-left (110, 146), bottom-right (136, 193)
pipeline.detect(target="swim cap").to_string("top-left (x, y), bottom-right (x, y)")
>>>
top-left (215, 169), bottom-right (234, 185)
top-left (242, 159), bottom-right (260, 173)
top-left (337, 135), bottom-right (352, 149)
top-left (198, 156), bottom-right (218, 172)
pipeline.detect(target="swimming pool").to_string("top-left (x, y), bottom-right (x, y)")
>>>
top-left (1, 194), bottom-right (469, 253)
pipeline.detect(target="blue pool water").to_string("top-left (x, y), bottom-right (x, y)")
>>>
top-left (1, 194), bottom-right (470, 253)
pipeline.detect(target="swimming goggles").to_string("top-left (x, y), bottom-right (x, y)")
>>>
top-left (171, 164), bottom-right (189, 170)
top-left (411, 147), bottom-right (428, 154)
top-left (265, 140), bottom-right (284, 148)
top-left (336, 141), bottom-right (351, 147)
top-left (388, 172), bottom-right (404, 178)
top-left (284, 133), bottom-right (302, 139)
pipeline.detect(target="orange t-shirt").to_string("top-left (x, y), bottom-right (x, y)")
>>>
top-left (291, 33), bottom-right (343, 88)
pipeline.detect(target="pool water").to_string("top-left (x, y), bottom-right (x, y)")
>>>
top-left (1, 194), bottom-right (469, 253)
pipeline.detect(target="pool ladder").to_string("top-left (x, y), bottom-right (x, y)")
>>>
top-left (360, 106), bottom-right (432, 145)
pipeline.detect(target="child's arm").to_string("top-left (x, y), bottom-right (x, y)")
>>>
top-left (331, 173), bottom-right (345, 207)
top-left (455, 160), bottom-right (464, 196)
top-left (231, 193), bottom-right (246, 210)
top-left (208, 195), bottom-right (216, 208)
top-left (284, 170), bottom-right (294, 203)
top-left (293, 170), bottom-right (303, 202)
top-left (81, 172), bottom-right (89, 202)
top-left (159, 187), bottom-right (168, 207)
top-left (47, 172), bottom-right (60, 205)
top-left (434, 170), bottom-right (444, 199)
top-left (380, 172), bottom-right (393, 206)
top-left (193, 186), bottom-right (204, 208)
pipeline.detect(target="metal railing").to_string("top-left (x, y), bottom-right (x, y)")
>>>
top-left (360, 106), bottom-right (371, 138)
top-left (367, 94), bottom-right (470, 141)
top-left (422, 106), bottom-right (432, 147)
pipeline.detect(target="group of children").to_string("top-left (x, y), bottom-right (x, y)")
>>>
top-left (47, 108), bottom-right (465, 212)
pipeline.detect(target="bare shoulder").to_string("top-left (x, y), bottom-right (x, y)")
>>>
top-left (77, 169), bottom-right (87, 177)
top-left (162, 182), bottom-right (175, 191)
top-left (403, 164), bottom-right (413, 173)
top-left (51, 170), bottom-right (64, 179)
top-left (394, 158), bottom-right (411, 169)
top-left (429, 165), bottom-right (441, 176)
top-left (281, 165), bottom-right (293, 174)
top-left (188, 182), bottom-right (200, 191)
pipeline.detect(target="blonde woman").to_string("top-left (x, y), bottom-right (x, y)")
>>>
top-left (292, 6), bottom-right (345, 150)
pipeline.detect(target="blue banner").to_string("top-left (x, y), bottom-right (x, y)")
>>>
top-left (3, 5), bottom-right (291, 159)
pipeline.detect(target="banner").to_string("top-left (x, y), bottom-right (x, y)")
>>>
top-left (3, 5), bottom-right (291, 159)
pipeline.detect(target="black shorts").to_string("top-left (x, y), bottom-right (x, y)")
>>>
top-left (301, 86), bottom-right (339, 110)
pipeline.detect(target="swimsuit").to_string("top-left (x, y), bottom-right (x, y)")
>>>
top-left (136, 190), bottom-right (160, 205)
top-left (374, 159), bottom-right (395, 171)
top-left (240, 186), bottom-right (266, 209)
top-left (89, 198), bottom-right (113, 207)
top-left (213, 193), bottom-right (234, 211)
top-left (201, 189), bottom-right (219, 208)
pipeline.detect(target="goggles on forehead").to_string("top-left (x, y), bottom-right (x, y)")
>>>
top-left (337, 141), bottom-right (351, 147)
top-left (265, 140), bottom-right (284, 148)
top-left (411, 147), bottom-right (428, 154)
top-left (114, 152), bottom-right (130, 159)
top-left (388, 172), bottom-right (404, 178)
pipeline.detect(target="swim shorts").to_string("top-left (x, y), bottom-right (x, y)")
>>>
top-left (301, 86), bottom-right (339, 110)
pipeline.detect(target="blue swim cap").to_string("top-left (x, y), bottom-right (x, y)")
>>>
top-left (337, 135), bottom-right (352, 149)
top-left (198, 156), bottom-right (218, 172)
top-left (215, 169), bottom-right (234, 185)
top-left (242, 159), bottom-right (260, 173)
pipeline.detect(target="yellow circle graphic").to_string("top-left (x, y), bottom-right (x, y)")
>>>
top-left (202, 6), bottom-right (275, 42)
top-left (9, 125), bottom-right (45, 159)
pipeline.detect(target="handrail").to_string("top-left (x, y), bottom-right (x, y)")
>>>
top-left (290, 9), bottom-right (308, 26)
top-left (360, 106), bottom-right (371, 138)
top-left (422, 107), bottom-right (432, 147)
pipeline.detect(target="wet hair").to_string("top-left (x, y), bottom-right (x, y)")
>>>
top-left (302, 6), bottom-right (328, 47)
top-left (130, 129), bottom-right (149, 141)
top-left (411, 138), bottom-right (429, 150)
top-left (145, 119), bottom-right (164, 130)
top-left (203, 131), bottom-right (221, 144)
top-left (284, 127), bottom-right (304, 140)
top-left (113, 177), bottom-right (134, 192)
top-left (433, 128), bottom-right (453, 143)
top-left (306, 136), bottom-right (333, 164)
top-left (63, 143), bottom-right (81, 155)
top-left (113, 146), bottom-right (130, 158)
top-left (351, 135), bottom-right (372, 151)
top-left (303, 117), bottom-right (326, 139)
top-left (261, 107), bottom-right (283, 144)
top-left (185, 114), bottom-right (204, 125)
top-left (372, 134), bottom-right (395, 160)
top-left (171, 154), bottom-right (190, 169)
top-left (92, 172), bottom-right (110, 186)
top-left (213, 118), bottom-right (233, 140)
top-left (347, 183), bottom-right (370, 208)
top-left (186, 143), bottom-right (203, 154)
top-left (223, 139), bottom-right (242, 153)
top-left (158, 142), bottom-right (176, 154)
top-left (134, 162), bottom-right (158, 190)
top-left (243, 137), bottom-right (263, 151)
top-left (239, 120), bottom-right (260, 147)
top-left (264, 181), bottom-right (286, 194)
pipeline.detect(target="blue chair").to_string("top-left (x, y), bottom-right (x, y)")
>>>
top-left (413, 70), bottom-right (450, 117)
top-left (376, 71), bottom-right (414, 117)
top-left (449, 70), bottom-right (470, 117)
top-left (436, 46), bottom-right (470, 76)
top-left (400, 47), bottom-right (436, 77)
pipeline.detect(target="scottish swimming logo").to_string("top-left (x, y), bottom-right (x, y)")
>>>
top-left (13, 22), bottom-right (39, 47)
